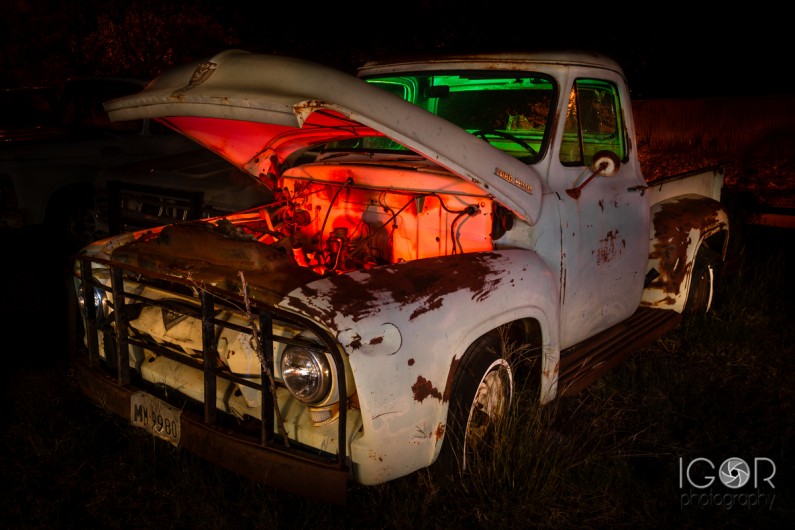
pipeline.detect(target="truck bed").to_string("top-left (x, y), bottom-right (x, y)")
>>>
top-left (645, 165), bottom-right (726, 205)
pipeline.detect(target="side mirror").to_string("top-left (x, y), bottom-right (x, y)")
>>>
top-left (565, 150), bottom-right (621, 199)
top-left (591, 150), bottom-right (620, 177)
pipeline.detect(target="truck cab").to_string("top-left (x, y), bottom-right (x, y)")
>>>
top-left (357, 59), bottom-right (651, 348)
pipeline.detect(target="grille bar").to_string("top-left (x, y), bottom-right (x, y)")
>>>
top-left (201, 289), bottom-right (217, 425)
top-left (260, 311), bottom-right (274, 445)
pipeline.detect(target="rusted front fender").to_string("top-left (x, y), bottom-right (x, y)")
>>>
top-left (280, 249), bottom-right (560, 485)
top-left (641, 194), bottom-right (729, 312)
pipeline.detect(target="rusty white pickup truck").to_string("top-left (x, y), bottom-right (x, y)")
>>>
top-left (71, 50), bottom-right (729, 504)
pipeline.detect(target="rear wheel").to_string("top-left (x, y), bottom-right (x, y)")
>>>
top-left (435, 334), bottom-right (513, 475)
top-left (684, 246), bottom-right (721, 316)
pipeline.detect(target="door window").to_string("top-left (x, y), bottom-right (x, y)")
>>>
top-left (560, 79), bottom-right (626, 166)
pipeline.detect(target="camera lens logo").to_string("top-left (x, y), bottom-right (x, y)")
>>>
top-left (719, 457), bottom-right (750, 489)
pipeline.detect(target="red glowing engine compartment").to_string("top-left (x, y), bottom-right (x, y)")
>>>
top-left (267, 155), bottom-right (495, 275)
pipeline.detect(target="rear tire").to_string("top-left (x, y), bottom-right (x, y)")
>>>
top-left (684, 246), bottom-right (721, 316)
top-left (435, 334), bottom-right (513, 475)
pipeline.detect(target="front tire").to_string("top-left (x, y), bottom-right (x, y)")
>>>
top-left (435, 334), bottom-right (513, 475)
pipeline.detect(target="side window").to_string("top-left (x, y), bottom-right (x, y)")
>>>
top-left (560, 79), bottom-right (626, 167)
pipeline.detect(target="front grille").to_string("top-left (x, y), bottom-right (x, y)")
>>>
top-left (75, 255), bottom-right (349, 464)
top-left (104, 181), bottom-right (205, 234)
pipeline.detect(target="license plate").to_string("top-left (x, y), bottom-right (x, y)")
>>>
top-left (130, 392), bottom-right (181, 446)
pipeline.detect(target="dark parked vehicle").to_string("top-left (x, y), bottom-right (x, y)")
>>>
top-left (1, 77), bottom-right (198, 250)
top-left (91, 148), bottom-right (274, 240)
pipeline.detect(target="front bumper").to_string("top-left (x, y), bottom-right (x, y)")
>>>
top-left (74, 356), bottom-right (350, 505)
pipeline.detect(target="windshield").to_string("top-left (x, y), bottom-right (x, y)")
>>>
top-left (330, 71), bottom-right (556, 164)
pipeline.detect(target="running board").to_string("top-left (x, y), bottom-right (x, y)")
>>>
top-left (557, 308), bottom-right (682, 397)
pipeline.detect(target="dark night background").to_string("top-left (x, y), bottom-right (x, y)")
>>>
top-left (2, 2), bottom-right (794, 528)
top-left (2, 0), bottom-right (793, 99)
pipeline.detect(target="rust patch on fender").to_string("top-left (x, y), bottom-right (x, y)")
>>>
top-left (435, 422), bottom-right (445, 441)
top-left (348, 334), bottom-right (362, 350)
top-left (407, 358), bottom-right (415, 366)
top-left (648, 197), bottom-right (723, 295)
top-left (292, 252), bottom-right (506, 324)
top-left (412, 375), bottom-right (442, 403)
top-left (594, 230), bottom-right (626, 265)
top-left (348, 392), bottom-right (360, 410)
top-left (543, 359), bottom-right (560, 380)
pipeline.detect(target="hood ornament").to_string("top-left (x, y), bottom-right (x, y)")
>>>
top-left (172, 61), bottom-right (217, 96)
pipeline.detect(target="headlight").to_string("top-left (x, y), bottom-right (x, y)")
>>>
top-left (77, 284), bottom-right (110, 318)
top-left (280, 346), bottom-right (332, 404)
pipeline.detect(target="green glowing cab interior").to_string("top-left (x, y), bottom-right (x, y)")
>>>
top-left (349, 73), bottom-right (626, 170)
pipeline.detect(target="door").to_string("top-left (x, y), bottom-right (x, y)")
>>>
top-left (555, 78), bottom-right (649, 348)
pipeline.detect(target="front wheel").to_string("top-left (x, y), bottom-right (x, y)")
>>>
top-left (435, 334), bottom-right (514, 475)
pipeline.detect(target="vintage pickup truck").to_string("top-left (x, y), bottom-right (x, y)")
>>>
top-left (71, 50), bottom-right (729, 504)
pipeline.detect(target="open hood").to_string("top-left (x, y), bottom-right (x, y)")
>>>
top-left (104, 50), bottom-right (542, 222)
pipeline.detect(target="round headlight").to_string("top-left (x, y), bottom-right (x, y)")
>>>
top-left (280, 346), bottom-right (331, 404)
top-left (77, 285), bottom-right (109, 317)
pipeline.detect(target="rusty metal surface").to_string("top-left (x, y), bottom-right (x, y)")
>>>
top-left (644, 195), bottom-right (727, 310)
top-left (750, 192), bottom-right (795, 228)
top-left (278, 248), bottom-right (561, 485)
top-left (74, 359), bottom-right (350, 505)
top-left (287, 252), bottom-right (508, 325)
top-left (109, 221), bottom-right (319, 306)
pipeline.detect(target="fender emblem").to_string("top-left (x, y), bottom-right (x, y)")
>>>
top-left (495, 167), bottom-right (533, 193)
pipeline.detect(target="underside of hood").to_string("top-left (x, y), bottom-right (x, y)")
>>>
top-left (103, 50), bottom-right (541, 222)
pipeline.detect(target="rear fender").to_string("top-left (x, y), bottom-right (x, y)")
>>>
top-left (641, 194), bottom-right (729, 312)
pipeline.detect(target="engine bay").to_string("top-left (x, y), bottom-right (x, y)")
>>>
top-left (233, 156), bottom-right (497, 276)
